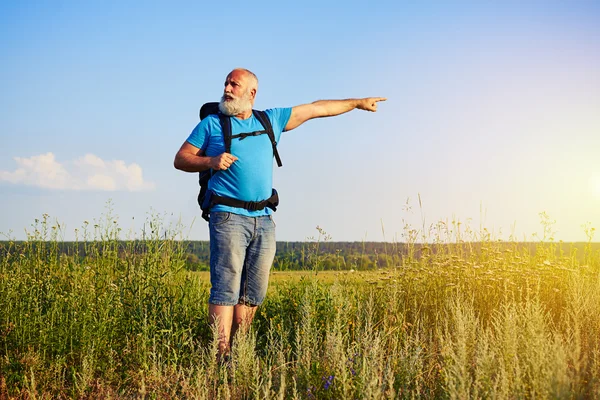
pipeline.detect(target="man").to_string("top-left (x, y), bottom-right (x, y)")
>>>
top-left (174, 68), bottom-right (385, 356)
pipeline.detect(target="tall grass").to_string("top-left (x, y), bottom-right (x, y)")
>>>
top-left (1, 210), bottom-right (599, 398)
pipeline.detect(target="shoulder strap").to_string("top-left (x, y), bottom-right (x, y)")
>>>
top-left (217, 113), bottom-right (232, 154)
top-left (253, 110), bottom-right (282, 167)
top-left (198, 107), bottom-right (229, 200)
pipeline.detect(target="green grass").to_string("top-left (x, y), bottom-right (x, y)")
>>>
top-left (1, 212), bottom-right (599, 398)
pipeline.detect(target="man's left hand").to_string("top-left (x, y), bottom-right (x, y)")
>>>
top-left (357, 97), bottom-right (387, 112)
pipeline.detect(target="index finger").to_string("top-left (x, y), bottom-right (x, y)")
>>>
top-left (373, 97), bottom-right (387, 102)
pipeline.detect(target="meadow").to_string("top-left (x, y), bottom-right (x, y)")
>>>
top-left (1, 212), bottom-right (599, 399)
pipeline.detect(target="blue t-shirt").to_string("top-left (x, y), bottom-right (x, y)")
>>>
top-left (186, 108), bottom-right (292, 216)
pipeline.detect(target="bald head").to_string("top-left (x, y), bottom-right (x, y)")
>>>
top-left (229, 68), bottom-right (258, 92)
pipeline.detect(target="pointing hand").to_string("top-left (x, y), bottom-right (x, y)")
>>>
top-left (357, 97), bottom-right (387, 112)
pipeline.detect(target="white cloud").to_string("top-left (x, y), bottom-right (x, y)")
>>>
top-left (0, 152), bottom-right (156, 192)
top-left (87, 174), bottom-right (117, 191)
top-left (76, 153), bottom-right (106, 169)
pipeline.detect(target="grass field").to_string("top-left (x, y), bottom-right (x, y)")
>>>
top-left (1, 214), bottom-right (599, 398)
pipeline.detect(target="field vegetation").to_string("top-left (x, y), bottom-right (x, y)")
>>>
top-left (1, 210), bottom-right (599, 398)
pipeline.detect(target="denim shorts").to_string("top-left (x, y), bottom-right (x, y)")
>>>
top-left (208, 212), bottom-right (277, 306)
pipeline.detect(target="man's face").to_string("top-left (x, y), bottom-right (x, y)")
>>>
top-left (219, 70), bottom-right (255, 116)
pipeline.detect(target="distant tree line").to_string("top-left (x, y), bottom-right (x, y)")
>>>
top-left (1, 240), bottom-right (598, 272)
top-left (156, 240), bottom-right (600, 272)
top-left (180, 241), bottom-right (406, 271)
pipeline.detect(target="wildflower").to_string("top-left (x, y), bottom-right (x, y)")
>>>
top-left (346, 356), bottom-right (357, 376)
top-left (322, 375), bottom-right (334, 390)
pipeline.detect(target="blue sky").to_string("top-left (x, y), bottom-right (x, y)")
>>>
top-left (1, 1), bottom-right (599, 242)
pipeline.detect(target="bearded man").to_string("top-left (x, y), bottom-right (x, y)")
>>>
top-left (174, 68), bottom-right (385, 357)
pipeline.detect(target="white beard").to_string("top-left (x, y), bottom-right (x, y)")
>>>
top-left (219, 92), bottom-right (253, 116)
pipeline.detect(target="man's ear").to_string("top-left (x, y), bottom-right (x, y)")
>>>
top-left (250, 88), bottom-right (257, 100)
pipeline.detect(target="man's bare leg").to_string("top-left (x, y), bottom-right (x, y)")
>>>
top-left (230, 303), bottom-right (258, 347)
top-left (209, 304), bottom-right (234, 358)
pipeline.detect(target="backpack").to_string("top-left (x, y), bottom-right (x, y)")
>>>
top-left (197, 102), bottom-right (282, 221)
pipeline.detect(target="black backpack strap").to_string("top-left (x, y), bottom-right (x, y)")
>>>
top-left (210, 189), bottom-right (279, 213)
top-left (253, 110), bottom-right (282, 167)
top-left (231, 129), bottom-right (268, 140)
top-left (197, 109), bottom-right (232, 222)
top-left (217, 112), bottom-right (232, 153)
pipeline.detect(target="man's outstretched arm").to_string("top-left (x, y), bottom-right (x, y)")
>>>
top-left (284, 97), bottom-right (386, 132)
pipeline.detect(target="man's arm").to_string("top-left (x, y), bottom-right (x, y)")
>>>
top-left (284, 97), bottom-right (386, 132)
top-left (173, 142), bottom-right (238, 173)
